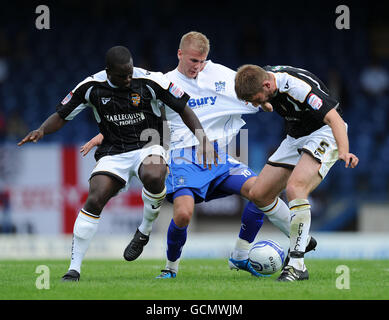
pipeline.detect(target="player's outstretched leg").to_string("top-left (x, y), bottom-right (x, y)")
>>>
top-left (228, 255), bottom-right (270, 278)
top-left (229, 202), bottom-right (268, 277)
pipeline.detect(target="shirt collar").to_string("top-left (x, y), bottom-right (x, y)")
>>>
top-left (107, 78), bottom-right (118, 88)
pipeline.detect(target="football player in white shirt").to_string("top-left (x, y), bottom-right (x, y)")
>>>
top-left (82, 32), bottom-right (316, 278)
top-left (157, 31), bottom-right (267, 278)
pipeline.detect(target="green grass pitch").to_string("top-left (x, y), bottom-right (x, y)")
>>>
top-left (0, 259), bottom-right (388, 300)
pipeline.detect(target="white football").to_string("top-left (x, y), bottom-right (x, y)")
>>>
top-left (248, 240), bottom-right (285, 275)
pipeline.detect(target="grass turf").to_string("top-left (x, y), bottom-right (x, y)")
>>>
top-left (0, 259), bottom-right (388, 300)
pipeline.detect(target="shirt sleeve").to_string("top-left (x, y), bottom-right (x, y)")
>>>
top-left (304, 87), bottom-right (339, 122)
top-left (55, 79), bottom-right (93, 120)
top-left (145, 79), bottom-right (190, 114)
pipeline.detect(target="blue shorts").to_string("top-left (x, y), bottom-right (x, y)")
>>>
top-left (165, 143), bottom-right (256, 203)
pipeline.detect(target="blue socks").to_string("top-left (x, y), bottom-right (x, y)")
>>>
top-left (165, 202), bottom-right (264, 269)
top-left (166, 219), bottom-right (188, 262)
top-left (239, 201), bottom-right (264, 243)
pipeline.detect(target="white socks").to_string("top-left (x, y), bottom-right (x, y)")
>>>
top-left (259, 197), bottom-right (290, 237)
top-left (232, 238), bottom-right (251, 260)
top-left (288, 199), bottom-right (311, 270)
top-left (69, 209), bottom-right (100, 273)
top-left (252, 197), bottom-right (312, 271)
top-left (165, 259), bottom-right (181, 274)
top-left (138, 187), bottom-right (166, 236)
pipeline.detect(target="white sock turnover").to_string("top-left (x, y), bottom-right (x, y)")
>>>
top-left (259, 197), bottom-right (290, 237)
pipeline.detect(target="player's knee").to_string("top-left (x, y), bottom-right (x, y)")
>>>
top-left (248, 187), bottom-right (274, 207)
top-left (174, 210), bottom-right (192, 228)
top-left (140, 165), bottom-right (167, 192)
top-left (240, 177), bottom-right (256, 199)
top-left (248, 187), bottom-right (264, 203)
top-left (84, 193), bottom-right (105, 215)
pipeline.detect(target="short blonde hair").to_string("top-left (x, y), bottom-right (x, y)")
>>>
top-left (179, 31), bottom-right (210, 55)
top-left (235, 64), bottom-right (269, 101)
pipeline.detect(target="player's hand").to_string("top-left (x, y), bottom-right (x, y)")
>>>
top-left (17, 128), bottom-right (44, 146)
top-left (80, 133), bottom-right (104, 156)
top-left (197, 139), bottom-right (219, 170)
top-left (261, 102), bottom-right (273, 112)
top-left (339, 152), bottom-right (359, 168)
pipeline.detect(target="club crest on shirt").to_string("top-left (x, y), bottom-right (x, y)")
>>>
top-left (215, 81), bottom-right (226, 93)
top-left (61, 92), bottom-right (73, 105)
top-left (176, 176), bottom-right (186, 186)
top-left (307, 93), bottom-right (323, 110)
top-left (131, 93), bottom-right (141, 107)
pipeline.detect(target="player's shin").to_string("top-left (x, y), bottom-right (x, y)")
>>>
top-left (233, 202), bottom-right (264, 260)
top-left (258, 197), bottom-right (290, 237)
top-left (288, 199), bottom-right (311, 270)
top-left (138, 187), bottom-right (166, 236)
top-left (69, 209), bottom-right (100, 273)
top-left (165, 218), bottom-right (187, 273)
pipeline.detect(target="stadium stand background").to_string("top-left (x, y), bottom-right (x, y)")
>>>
top-left (0, 0), bottom-right (388, 235)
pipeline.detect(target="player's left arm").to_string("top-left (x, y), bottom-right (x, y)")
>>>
top-left (323, 109), bottom-right (359, 168)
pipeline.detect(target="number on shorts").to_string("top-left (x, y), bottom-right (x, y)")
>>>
top-left (241, 169), bottom-right (252, 178)
top-left (315, 140), bottom-right (330, 155)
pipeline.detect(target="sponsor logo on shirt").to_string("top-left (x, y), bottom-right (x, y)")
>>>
top-left (187, 96), bottom-right (217, 108)
top-left (168, 82), bottom-right (185, 98)
top-left (61, 92), bottom-right (73, 105)
top-left (307, 93), bottom-right (323, 110)
top-left (104, 112), bottom-right (145, 126)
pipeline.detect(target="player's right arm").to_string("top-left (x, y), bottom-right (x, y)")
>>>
top-left (17, 112), bottom-right (66, 146)
top-left (323, 108), bottom-right (359, 168)
top-left (18, 77), bottom-right (93, 147)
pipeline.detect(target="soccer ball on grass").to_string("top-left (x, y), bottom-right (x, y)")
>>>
top-left (248, 240), bottom-right (285, 275)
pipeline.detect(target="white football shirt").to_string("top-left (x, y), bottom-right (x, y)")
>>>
top-left (164, 60), bottom-right (260, 149)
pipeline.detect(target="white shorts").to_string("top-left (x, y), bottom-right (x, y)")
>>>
top-left (268, 125), bottom-right (345, 179)
top-left (90, 145), bottom-right (168, 193)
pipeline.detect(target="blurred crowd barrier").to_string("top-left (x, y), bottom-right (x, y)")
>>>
top-left (1, 232), bottom-right (389, 260)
